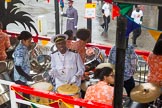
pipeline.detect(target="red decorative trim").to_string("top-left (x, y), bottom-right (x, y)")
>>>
top-left (4, 30), bottom-right (50, 41)
top-left (86, 43), bottom-right (150, 57)
top-left (4, 30), bottom-right (150, 57)
top-left (11, 84), bottom-right (112, 108)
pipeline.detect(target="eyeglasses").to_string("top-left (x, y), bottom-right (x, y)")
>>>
top-left (109, 74), bottom-right (114, 77)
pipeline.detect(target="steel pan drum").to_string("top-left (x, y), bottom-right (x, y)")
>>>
top-left (6, 37), bottom-right (19, 60)
top-left (30, 82), bottom-right (53, 105)
top-left (32, 70), bottom-right (51, 83)
top-left (0, 62), bottom-right (10, 105)
top-left (57, 84), bottom-right (80, 108)
top-left (84, 47), bottom-right (104, 71)
top-left (0, 86), bottom-right (10, 105)
top-left (30, 55), bottom-right (51, 73)
top-left (130, 83), bottom-right (161, 103)
top-left (0, 62), bottom-right (7, 74)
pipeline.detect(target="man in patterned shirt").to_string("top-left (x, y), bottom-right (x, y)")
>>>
top-left (108, 44), bottom-right (138, 97)
top-left (0, 21), bottom-right (11, 61)
top-left (13, 31), bottom-right (33, 108)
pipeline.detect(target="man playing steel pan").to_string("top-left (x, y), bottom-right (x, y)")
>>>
top-left (49, 34), bottom-right (85, 90)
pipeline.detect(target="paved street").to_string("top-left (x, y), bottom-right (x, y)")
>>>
top-left (7, 0), bottom-right (158, 51)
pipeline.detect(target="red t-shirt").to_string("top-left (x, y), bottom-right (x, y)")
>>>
top-left (0, 32), bottom-right (11, 60)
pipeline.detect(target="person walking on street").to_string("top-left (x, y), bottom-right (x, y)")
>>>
top-left (0, 21), bottom-right (11, 61)
top-left (49, 34), bottom-right (85, 89)
top-left (101, 1), bottom-right (111, 33)
top-left (131, 5), bottom-right (143, 47)
top-left (61, 0), bottom-right (78, 37)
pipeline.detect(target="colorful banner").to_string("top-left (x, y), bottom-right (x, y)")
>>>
top-left (117, 4), bottom-right (162, 40)
top-left (31, 103), bottom-right (38, 108)
top-left (126, 18), bottom-right (140, 37)
top-left (118, 3), bottom-right (133, 16)
top-left (112, 3), bottom-right (132, 19)
top-left (13, 86), bottom-right (74, 108)
top-left (112, 4), bottom-right (120, 20)
top-left (148, 29), bottom-right (162, 41)
top-left (62, 102), bottom-right (74, 108)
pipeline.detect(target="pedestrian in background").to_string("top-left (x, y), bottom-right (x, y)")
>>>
top-left (131, 5), bottom-right (143, 47)
top-left (61, 0), bottom-right (78, 37)
top-left (0, 21), bottom-right (11, 61)
top-left (100, 1), bottom-right (111, 33)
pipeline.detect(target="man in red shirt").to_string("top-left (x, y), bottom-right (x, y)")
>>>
top-left (0, 21), bottom-right (11, 61)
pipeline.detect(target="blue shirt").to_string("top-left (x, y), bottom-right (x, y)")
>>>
top-left (108, 44), bottom-right (138, 81)
top-left (13, 43), bottom-right (30, 82)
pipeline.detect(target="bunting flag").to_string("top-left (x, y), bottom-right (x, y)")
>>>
top-left (63, 102), bottom-right (74, 108)
top-left (148, 29), bottom-right (162, 41)
top-left (118, 3), bottom-right (133, 16)
top-left (126, 18), bottom-right (140, 38)
top-left (31, 103), bottom-right (38, 108)
top-left (112, 4), bottom-right (120, 20)
top-left (41, 40), bottom-right (49, 46)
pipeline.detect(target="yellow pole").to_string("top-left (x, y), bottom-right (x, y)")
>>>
top-left (38, 20), bottom-right (42, 33)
